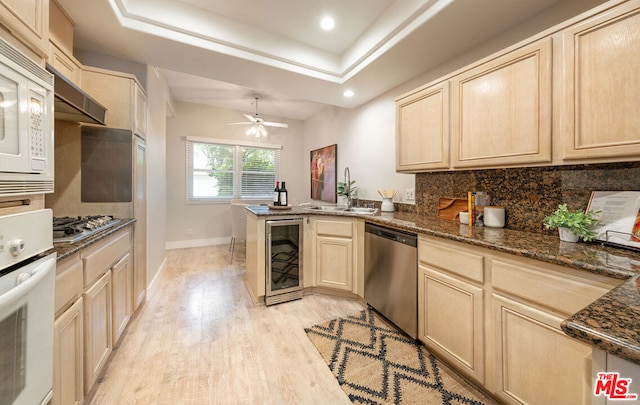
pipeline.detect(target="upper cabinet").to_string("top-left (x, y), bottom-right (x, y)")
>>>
top-left (82, 67), bottom-right (148, 137)
top-left (0, 0), bottom-right (49, 57)
top-left (396, 81), bottom-right (450, 172)
top-left (560, 2), bottom-right (640, 161)
top-left (397, 0), bottom-right (640, 172)
top-left (47, 0), bottom-right (82, 86)
top-left (451, 38), bottom-right (552, 168)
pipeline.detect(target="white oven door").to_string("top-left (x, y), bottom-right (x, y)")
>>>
top-left (0, 253), bottom-right (55, 405)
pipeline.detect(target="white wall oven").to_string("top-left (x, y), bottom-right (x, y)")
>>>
top-left (0, 37), bottom-right (54, 197)
top-left (0, 209), bottom-right (55, 405)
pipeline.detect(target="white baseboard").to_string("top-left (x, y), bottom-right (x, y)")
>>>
top-left (165, 236), bottom-right (231, 250)
top-left (146, 256), bottom-right (167, 298)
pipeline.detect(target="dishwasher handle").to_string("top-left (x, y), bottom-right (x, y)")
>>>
top-left (365, 223), bottom-right (417, 247)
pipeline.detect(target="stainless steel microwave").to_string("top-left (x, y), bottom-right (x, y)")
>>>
top-left (0, 37), bottom-right (54, 196)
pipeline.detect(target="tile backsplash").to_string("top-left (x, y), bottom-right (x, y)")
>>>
top-left (415, 162), bottom-right (640, 233)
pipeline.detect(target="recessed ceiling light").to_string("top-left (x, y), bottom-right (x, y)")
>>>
top-left (343, 89), bottom-right (354, 98)
top-left (320, 16), bottom-right (335, 31)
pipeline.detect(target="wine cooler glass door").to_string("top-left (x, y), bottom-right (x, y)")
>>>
top-left (265, 218), bottom-right (303, 305)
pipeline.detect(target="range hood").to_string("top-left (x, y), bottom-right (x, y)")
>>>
top-left (46, 64), bottom-right (107, 125)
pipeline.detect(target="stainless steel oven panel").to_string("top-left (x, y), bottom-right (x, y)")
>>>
top-left (0, 252), bottom-right (55, 405)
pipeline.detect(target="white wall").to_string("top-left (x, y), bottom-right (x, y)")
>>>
top-left (165, 102), bottom-right (305, 248)
top-left (145, 66), bottom-right (169, 287)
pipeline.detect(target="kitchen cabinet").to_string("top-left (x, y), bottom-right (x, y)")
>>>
top-left (417, 236), bottom-right (485, 384)
top-left (82, 66), bottom-right (148, 137)
top-left (490, 256), bottom-right (622, 405)
top-left (133, 137), bottom-right (147, 310)
top-left (53, 252), bottom-right (84, 405)
top-left (395, 81), bottom-right (450, 172)
top-left (0, 0), bottom-right (49, 57)
top-left (53, 297), bottom-right (84, 405)
top-left (81, 228), bottom-right (132, 394)
top-left (313, 217), bottom-right (357, 293)
top-left (47, 0), bottom-right (82, 86)
top-left (111, 252), bottom-right (132, 344)
top-left (451, 38), bottom-right (552, 168)
top-left (416, 234), bottom-right (623, 403)
top-left (83, 270), bottom-right (112, 394)
top-left (560, 1), bottom-right (640, 161)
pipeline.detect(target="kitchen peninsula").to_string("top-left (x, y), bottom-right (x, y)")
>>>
top-left (246, 205), bottom-right (640, 403)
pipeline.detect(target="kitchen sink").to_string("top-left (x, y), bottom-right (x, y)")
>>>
top-left (347, 207), bottom-right (378, 214)
top-left (306, 205), bottom-right (348, 212)
top-left (305, 205), bottom-right (378, 215)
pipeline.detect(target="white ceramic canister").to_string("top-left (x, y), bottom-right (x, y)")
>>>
top-left (459, 211), bottom-right (469, 224)
top-left (381, 197), bottom-right (394, 212)
top-left (483, 206), bottom-right (505, 228)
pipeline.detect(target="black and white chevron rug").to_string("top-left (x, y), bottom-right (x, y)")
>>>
top-left (305, 308), bottom-right (498, 405)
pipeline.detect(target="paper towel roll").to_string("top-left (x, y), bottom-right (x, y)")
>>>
top-left (484, 206), bottom-right (505, 228)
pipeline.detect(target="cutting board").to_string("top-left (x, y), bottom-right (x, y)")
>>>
top-left (437, 198), bottom-right (468, 220)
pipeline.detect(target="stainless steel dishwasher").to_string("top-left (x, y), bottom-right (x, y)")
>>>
top-left (365, 223), bottom-right (418, 339)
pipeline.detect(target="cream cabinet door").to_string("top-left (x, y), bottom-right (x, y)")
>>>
top-left (396, 81), bottom-right (450, 172)
top-left (418, 265), bottom-right (484, 384)
top-left (83, 271), bottom-right (112, 395)
top-left (492, 293), bottom-right (593, 405)
top-left (111, 252), bottom-right (132, 345)
top-left (0, 0), bottom-right (48, 56)
top-left (53, 298), bottom-right (84, 405)
top-left (315, 218), bottom-right (355, 291)
top-left (560, 2), bottom-right (640, 161)
top-left (451, 38), bottom-right (552, 168)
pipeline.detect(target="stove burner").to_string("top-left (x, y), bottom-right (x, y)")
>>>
top-left (53, 215), bottom-right (120, 243)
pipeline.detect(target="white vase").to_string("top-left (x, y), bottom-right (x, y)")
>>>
top-left (558, 227), bottom-right (580, 242)
top-left (381, 197), bottom-right (394, 212)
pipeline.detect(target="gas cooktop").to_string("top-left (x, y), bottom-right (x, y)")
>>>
top-left (53, 215), bottom-right (123, 243)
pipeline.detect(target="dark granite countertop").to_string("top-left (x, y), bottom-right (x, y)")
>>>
top-left (247, 205), bottom-right (640, 364)
top-left (46, 218), bottom-right (136, 261)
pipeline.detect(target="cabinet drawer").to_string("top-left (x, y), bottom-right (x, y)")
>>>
top-left (418, 237), bottom-right (484, 283)
top-left (55, 253), bottom-right (83, 316)
top-left (82, 230), bottom-right (130, 287)
top-left (491, 258), bottom-right (620, 315)
top-left (316, 219), bottom-right (353, 238)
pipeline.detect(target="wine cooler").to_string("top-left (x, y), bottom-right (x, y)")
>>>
top-left (265, 218), bottom-right (303, 306)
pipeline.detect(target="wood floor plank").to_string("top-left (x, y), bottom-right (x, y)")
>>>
top-left (88, 244), bottom-right (362, 404)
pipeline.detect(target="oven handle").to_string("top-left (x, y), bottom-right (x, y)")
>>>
top-left (0, 253), bottom-right (56, 308)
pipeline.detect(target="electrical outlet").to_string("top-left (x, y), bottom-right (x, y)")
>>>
top-left (405, 189), bottom-right (415, 202)
top-left (187, 228), bottom-right (193, 236)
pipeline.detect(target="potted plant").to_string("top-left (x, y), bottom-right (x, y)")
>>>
top-left (337, 180), bottom-right (357, 200)
top-left (543, 204), bottom-right (600, 242)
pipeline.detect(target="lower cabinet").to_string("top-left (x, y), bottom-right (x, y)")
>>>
top-left (314, 217), bottom-right (356, 292)
top-left (492, 294), bottom-right (593, 405)
top-left (417, 234), bottom-right (622, 404)
top-left (83, 270), bottom-right (113, 393)
top-left (418, 266), bottom-right (484, 383)
top-left (53, 297), bottom-right (84, 405)
top-left (111, 252), bottom-right (132, 345)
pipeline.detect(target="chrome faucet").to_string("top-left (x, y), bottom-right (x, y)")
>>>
top-left (344, 167), bottom-right (351, 210)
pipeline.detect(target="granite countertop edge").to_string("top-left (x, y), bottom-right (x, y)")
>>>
top-left (46, 218), bottom-right (136, 261)
top-left (247, 205), bottom-right (640, 364)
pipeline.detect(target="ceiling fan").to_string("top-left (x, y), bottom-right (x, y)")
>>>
top-left (227, 96), bottom-right (288, 137)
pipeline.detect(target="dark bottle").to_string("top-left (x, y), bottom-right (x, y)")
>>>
top-left (280, 182), bottom-right (288, 206)
top-left (273, 181), bottom-right (281, 206)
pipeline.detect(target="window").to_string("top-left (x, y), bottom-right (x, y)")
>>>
top-left (186, 137), bottom-right (281, 202)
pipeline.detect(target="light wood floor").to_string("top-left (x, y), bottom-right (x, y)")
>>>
top-left (88, 244), bottom-right (364, 405)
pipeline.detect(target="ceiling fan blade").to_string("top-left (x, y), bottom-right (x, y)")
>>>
top-left (244, 114), bottom-right (258, 123)
top-left (262, 121), bottom-right (288, 128)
